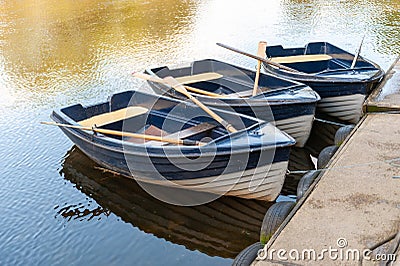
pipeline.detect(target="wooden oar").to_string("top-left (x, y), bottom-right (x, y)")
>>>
top-left (253, 41), bottom-right (268, 96)
top-left (216, 42), bottom-right (300, 73)
top-left (164, 76), bottom-right (238, 133)
top-left (179, 85), bottom-right (222, 97)
top-left (41, 121), bottom-right (205, 146)
top-left (350, 35), bottom-right (365, 69)
top-left (133, 72), bottom-right (222, 98)
top-left (133, 73), bottom-right (238, 133)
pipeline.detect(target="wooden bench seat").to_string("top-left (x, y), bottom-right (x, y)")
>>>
top-left (175, 72), bottom-right (223, 85)
top-left (78, 106), bottom-right (148, 127)
top-left (227, 86), bottom-right (271, 98)
top-left (145, 123), bottom-right (217, 146)
top-left (270, 54), bottom-right (332, 64)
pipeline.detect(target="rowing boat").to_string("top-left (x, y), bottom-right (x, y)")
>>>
top-left (144, 59), bottom-right (320, 147)
top-left (50, 90), bottom-right (295, 202)
top-left (262, 42), bottom-right (384, 123)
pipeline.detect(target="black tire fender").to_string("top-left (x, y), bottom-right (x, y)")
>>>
top-left (260, 201), bottom-right (295, 244)
top-left (334, 125), bottom-right (354, 146)
top-left (317, 145), bottom-right (338, 169)
top-left (297, 170), bottom-right (319, 200)
top-left (232, 242), bottom-right (263, 266)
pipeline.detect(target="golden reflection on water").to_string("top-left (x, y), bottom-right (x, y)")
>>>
top-left (0, 0), bottom-right (398, 106)
top-left (0, 0), bottom-right (198, 107)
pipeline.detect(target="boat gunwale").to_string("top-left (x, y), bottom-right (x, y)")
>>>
top-left (52, 115), bottom-right (295, 158)
top-left (263, 64), bottom-right (385, 83)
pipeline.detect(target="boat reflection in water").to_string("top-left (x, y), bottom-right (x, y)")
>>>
top-left (58, 147), bottom-right (273, 258)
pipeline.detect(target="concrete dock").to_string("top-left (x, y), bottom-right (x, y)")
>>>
top-left (253, 58), bottom-right (400, 265)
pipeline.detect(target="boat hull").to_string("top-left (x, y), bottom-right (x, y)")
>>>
top-left (317, 93), bottom-right (365, 123)
top-left (273, 114), bottom-right (314, 147)
top-left (262, 68), bottom-right (382, 123)
top-left (57, 120), bottom-right (290, 201)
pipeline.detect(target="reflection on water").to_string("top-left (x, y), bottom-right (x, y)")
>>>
top-left (0, 0), bottom-right (199, 108)
top-left (1, 0), bottom-right (399, 264)
top-left (59, 147), bottom-right (272, 259)
top-left (279, 0), bottom-right (400, 55)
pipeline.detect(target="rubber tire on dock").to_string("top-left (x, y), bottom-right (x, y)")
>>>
top-left (232, 242), bottom-right (263, 266)
top-left (297, 170), bottom-right (319, 201)
top-left (260, 201), bottom-right (295, 244)
top-left (334, 125), bottom-right (354, 146)
top-left (317, 145), bottom-right (338, 169)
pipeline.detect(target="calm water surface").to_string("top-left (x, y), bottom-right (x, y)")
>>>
top-left (1, 0), bottom-right (399, 265)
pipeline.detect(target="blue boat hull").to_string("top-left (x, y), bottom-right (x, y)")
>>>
top-left (51, 90), bottom-right (295, 201)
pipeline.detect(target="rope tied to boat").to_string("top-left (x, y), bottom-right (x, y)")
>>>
top-left (313, 118), bottom-right (348, 127)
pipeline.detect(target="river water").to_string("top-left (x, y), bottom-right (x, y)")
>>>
top-left (1, 0), bottom-right (399, 265)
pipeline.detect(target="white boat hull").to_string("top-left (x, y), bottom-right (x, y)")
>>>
top-left (134, 161), bottom-right (288, 201)
top-left (317, 94), bottom-right (365, 123)
top-left (274, 114), bottom-right (315, 147)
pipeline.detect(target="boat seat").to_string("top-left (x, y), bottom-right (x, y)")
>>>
top-left (175, 72), bottom-right (223, 85)
top-left (270, 54), bottom-right (332, 64)
top-left (227, 86), bottom-right (271, 98)
top-left (145, 122), bottom-right (217, 146)
top-left (125, 125), bottom-right (169, 143)
top-left (78, 106), bottom-right (149, 127)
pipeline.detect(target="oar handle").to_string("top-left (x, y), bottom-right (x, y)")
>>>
top-left (216, 42), bottom-right (300, 73)
top-left (350, 35), bottom-right (365, 69)
top-left (133, 72), bottom-right (223, 98)
top-left (133, 72), bottom-right (163, 83)
top-left (253, 41), bottom-right (268, 96)
top-left (41, 121), bottom-right (204, 146)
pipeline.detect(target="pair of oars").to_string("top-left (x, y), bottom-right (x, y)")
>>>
top-left (42, 73), bottom-right (239, 146)
top-left (132, 41), bottom-right (287, 133)
top-left (218, 37), bottom-right (365, 73)
top-left (133, 72), bottom-right (238, 133)
top-left (41, 121), bottom-right (205, 146)
top-left (216, 42), bottom-right (301, 98)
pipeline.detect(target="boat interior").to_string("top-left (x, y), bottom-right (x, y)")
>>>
top-left (59, 91), bottom-right (254, 145)
top-left (148, 59), bottom-right (302, 98)
top-left (266, 42), bottom-right (373, 74)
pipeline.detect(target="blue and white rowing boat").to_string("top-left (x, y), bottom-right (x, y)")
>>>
top-left (50, 90), bottom-right (295, 201)
top-left (263, 42), bottom-right (384, 123)
top-left (145, 59), bottom-right (320, 147)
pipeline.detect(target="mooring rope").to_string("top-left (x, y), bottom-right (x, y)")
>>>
top-left (313, 117), bottom-right (349, 127)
